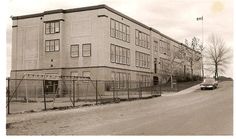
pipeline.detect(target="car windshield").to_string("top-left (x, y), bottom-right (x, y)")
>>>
top-left (203, 79), bottom-right (215, 83)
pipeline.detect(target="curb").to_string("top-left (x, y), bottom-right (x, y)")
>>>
top-left (162, 84), bottom-right (200, 96)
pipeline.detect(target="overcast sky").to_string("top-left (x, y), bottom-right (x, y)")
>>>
top-left (6, 0), bottom-right (234, 77)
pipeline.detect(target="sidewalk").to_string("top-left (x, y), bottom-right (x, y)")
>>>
top-left (162, 83), bottom-right (200, 97)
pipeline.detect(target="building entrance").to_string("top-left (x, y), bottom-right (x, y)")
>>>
top-left (44, 80), bottom-right (58, 94)
top-left (153, 76), bottom-right (159, 85)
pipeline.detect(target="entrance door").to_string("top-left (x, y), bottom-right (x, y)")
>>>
top-left (44, 80), bottom-right (58, 94)
top-left (153, 76), bottom-right (159, 85)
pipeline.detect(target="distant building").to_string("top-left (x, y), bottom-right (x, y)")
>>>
top-left (11, 5), bottom-right (202, 94)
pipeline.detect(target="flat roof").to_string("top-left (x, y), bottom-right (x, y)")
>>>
top-left (11, 4), bottom-right (201, 54)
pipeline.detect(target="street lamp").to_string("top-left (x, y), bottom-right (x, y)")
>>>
top-left (196, 16), bottom-right (204, 79)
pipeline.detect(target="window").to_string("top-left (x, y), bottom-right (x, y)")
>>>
top-left (154, 58), bottom-right (157, 73)
top-left (110, 44), bottom-right (130, 65)
top-left (110, 19), bottom-right (115, 37)
top-left (112, 72), bottom-right (130, 89)
top-left (135, 29), bottom-right (150, 49)
top-left (110, 19), bottom-right (130, 43)
top-left (126, 50), bottom-right (130, 65)
top-left (135, 51), bottom-right (139, 66)
top-left (122, 24), bottom-right (126, 41)
top-left (82, 44), bottom-right (91, 57)
top-left (70, 45), bottom-right (79, 57)
top-left (45, 40), bottom-right (60, 52)
top-left (45, 21), bottom-right (60, 34)
top-left (110, 44), bottom-right (115, 62)
top-left (135, 51), bottom-right (150, 68)
top-left (136, 74), bottom-right (151, 87)
top-left (160, 58), bottom-right (170, 72)
top-left (160, 40), bottom-right (170, 56)
top-left (55, 40), bottom-right (60, 51)
top-left (154, 41), bottom-right (158, 52)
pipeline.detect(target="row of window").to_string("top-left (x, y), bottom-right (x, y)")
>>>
top-left (45, 40), bottom-right (91, 57)
top-left (160, 58), bottom-right (170, 72)
top-left (45, 21), bottom-right (60, 34)
top-left (135, 51), bottom-right (151, 69)
top-left (173, 45), bottom-right (182, 59)
top-left (110, 19), bottom-right (130, 42)
top-left (71, 71), bottom-right (91, 78)
top-left (111, 72), bottom-right (131, 89)
top-left (136, 74), bottom-right (152, 87)
top-left (70, 44), bottom-right (91, 57)
top-left (45, 39), bottom-right (60, 52)
top-left (110, 44), bottom-right (130, 65)
top-left (160, 40), bottom-right (170, 56)
top-left (153, 41), bottom-right (158, 52)
top-left (135, 30), bottom-right (150, 49)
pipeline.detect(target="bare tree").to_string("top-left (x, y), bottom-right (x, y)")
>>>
top-left (185, 37), bottom-right (196, 79)
top-left (185, 37), bottom-right (202, 80)
top-left (168, 44), bottom-right (185, 88)
top-left (205, 34), bottom-right (232, 79)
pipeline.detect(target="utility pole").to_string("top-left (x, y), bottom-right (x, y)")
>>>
top-left (197, 16), bottom-right (204, 79)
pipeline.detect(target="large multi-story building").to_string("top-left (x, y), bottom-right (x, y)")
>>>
top-left (11, 4), bottom-right (202, 92)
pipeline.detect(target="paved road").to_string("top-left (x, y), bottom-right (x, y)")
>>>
top-left (7, 81), bottom-right (233, 135)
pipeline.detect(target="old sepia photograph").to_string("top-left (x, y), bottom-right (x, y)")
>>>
top-left (5, 0), bottom-right (234, 136)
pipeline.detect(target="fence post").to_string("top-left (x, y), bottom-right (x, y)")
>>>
top-left (7, 78), bottom-right (10, 115)
top-left (95, 80), bottom-right (98, 105)
top-left (73, 79), bottom-right (75, 107)
top-left (25, 77), bottom-right (28, 103)
top-left (127, 80), bottom-right (130, 100)
top-left (112, 80), bottom-right (115, 102)
top-left (139, 82), bottom-right (142, 99)
top-left (159, 83), bottom-right (162, 96)
top-left (43, 79), bottom-right (47, 110)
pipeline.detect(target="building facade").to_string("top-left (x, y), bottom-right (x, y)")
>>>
top-left (11, 5), bottom-right (202, 91)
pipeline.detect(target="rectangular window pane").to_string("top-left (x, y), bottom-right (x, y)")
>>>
top-left (45, 41), bottom-right (50, 51)
top-left (119, 23), bottom-right (122, 40)
top-left (143, 34), bottom-right (147, 48)
top-left (82, 44), bottom-right (91, 57)
top-left (135, 30), bottom-right (139, 45)
top-left (49, 40), bottom-right (54, 51)
top-left (136, 52), bottom-right (140, 66)
top-left (115, 22), bottom-right (118, 38)
top-left (122, 48), bottom-right (126, 64)
top-left (55, 40), bottom-right (59, 51)
top-left (122, 24), bottom-right (126, 41)
top-left (127, 50), bottom-right (130, 65)
top-left (45, 23), bottom-right (50, 34)
top-left (119, 47), bottom-right (122, 63)
top-left (111, 19), bottom-right (115, 37)
top-left (55, 22), bottom-right (60, 33)
top-left (111, 72), bottom-right (115, 81)
top-left (110, 44), bottom-right (115, 62)
top-left (126, 26), bottom-right (130, 42)
top-left (50, 22), bottom-right (55, 33)
top-left (115, 47), bottom-right (119, 63)
top-left (71, 45), bottom-right (79, 57)
top-left (147, 35), bottom-right (150, 49)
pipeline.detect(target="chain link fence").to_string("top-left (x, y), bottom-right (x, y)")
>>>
top-left (6, 77), bottom-right (162, 114)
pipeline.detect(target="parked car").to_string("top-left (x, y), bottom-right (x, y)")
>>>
top-left (200, 78), bottom-right (218, 90)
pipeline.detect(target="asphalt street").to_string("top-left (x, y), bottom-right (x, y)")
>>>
top-left (7, 81), bottom-right (233, 135)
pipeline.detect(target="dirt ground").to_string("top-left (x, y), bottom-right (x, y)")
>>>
top-left (6, 81), bottom-right (233, 135)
